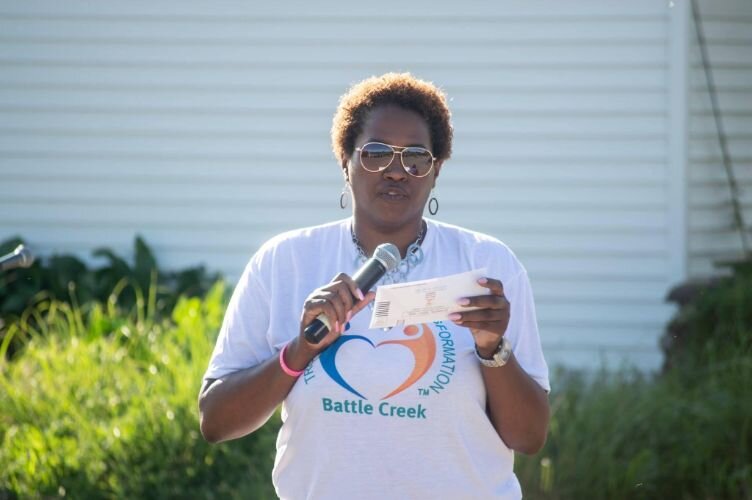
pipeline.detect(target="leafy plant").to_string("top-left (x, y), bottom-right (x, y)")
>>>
top-left (0, 236), bottom-right (221, 360)
top-left (0, 282), bottom-right (279, 499)
top-left (665, 259), bottom-right (752, 373)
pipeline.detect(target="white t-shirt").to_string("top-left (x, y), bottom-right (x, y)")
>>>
top-left (204, 218), bottom-right (549, 500)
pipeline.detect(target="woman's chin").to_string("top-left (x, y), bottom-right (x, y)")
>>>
top-left (361, 212), bottom-right (421, 234)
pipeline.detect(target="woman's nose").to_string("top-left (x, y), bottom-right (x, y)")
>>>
top-left (383, 153), bottom-right (408, 181)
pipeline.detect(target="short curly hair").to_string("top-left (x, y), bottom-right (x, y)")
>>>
top-left (331, 72), bottom-right (453, 167)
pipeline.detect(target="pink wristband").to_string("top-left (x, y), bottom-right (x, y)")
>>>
top-left (279, 343), bottom-right (305, 378)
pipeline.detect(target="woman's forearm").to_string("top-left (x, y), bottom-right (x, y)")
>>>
top-left (481, 354), bottom-right (550, 455)
top-left (198, 337), bottom-right (316, 443)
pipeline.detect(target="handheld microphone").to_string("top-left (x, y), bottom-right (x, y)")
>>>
top-left (0, 245), bottom-right (35, 272)
top-left (304, 243), bottom-right (400, 344)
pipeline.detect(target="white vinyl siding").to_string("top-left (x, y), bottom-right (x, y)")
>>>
top-left (688, 0), bottom-right (752, 277)
top-left (1, 0), bottom-right (721, 371)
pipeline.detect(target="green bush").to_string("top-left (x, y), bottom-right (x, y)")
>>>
top-left (0, 282), bottom-right (279, 499)
top-left (516, 262), bottom-right (752, 499)
top-left (667, 260), bottom-right (752, 374)
top-left (0, 236), bottom-right (220, 360)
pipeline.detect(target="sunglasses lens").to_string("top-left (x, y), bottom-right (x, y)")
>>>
top-left (359, 143), bottom-right (394, 172)
top-left (402, 147), bottom-right (433, 176)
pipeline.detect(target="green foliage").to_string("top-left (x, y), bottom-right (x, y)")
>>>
top-left (3, 246), bottom-right (749, 499)
top-left (0, 282), bottom-right (279, 499)
top-left (516, 263), bottom-right (752, 500)
top-left (516, 364), bottom-right (752, 499)
top-left (0, 236), bottom-right (220, 359)
top-left (669, 260), bottom-right (752, 373)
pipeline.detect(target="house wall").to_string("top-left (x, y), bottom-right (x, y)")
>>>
top-left (688, 0), bottom-right (752, 278)
top-left (0, 1), bottom-right (688, 371)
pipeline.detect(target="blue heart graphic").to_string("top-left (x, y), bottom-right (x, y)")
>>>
top-left (319, 334), bottom-right (374, 399)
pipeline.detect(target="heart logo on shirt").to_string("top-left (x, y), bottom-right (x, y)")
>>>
top-left (319, 324), bottom-right (436, 400)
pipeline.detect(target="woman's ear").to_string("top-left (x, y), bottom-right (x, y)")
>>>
top-left (432, 160), bottom-right (443, 187)
top-left (341, 159), bottom-right (351, 183)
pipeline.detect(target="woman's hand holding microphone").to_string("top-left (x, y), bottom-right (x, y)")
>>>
top-left (284, 273), bottom-right (375, 372)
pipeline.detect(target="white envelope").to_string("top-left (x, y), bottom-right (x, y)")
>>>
top-left (369, 268), bottom-right (490, 329)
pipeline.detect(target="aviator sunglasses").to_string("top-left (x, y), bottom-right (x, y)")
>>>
top-left (355, 142), bottom-right (436, 178)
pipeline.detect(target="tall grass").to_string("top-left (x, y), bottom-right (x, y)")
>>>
top-left (0, 281), bottom-right (278, 499)
top-left (516, 264), bottom-right (752, 499)
top-left (515, 362), bottom-right (752, 499)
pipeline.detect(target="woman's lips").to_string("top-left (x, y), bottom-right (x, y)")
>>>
top-left (378, 188), bottom-right (408, 201)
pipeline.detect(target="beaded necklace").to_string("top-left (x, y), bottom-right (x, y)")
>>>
top-left (351, 220), bottom-right (426, 285)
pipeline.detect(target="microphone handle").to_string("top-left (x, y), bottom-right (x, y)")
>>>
top-left (303, 259), bottom-right (387, 344)
top-left (351, 258), bottom-right (388, 293)
top-left (302, 318), bottom-right (330, 344)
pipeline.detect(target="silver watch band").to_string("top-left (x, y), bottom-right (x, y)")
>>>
top-left (474, 337), bottom-right (512, 368)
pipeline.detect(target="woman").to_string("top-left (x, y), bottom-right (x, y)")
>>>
top-left (199, 73), bottom-right (550, 499)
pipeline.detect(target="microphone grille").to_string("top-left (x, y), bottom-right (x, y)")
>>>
top-left (373, 243), bottom-right (400, 272)
top-left (15, 245), bottom-right (35, 268)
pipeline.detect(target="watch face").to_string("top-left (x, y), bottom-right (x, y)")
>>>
top-left (499, 341), bottom-right (512, 361)
top-left (500, 338), bottom-right (512, 361)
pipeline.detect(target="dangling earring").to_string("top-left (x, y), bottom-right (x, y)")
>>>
top-left (428, 189), bottom-right (439, 215)
top-left (339, 183), bottom-right (351, 209)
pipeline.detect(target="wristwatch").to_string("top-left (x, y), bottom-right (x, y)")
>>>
top-left (475, 337), bottom-right (512, 368)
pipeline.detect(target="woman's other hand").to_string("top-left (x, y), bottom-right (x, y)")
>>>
top-left (448, 276), bottom-right (549, 453)
top-left (448, 277), bottom-right (510, 357)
